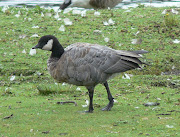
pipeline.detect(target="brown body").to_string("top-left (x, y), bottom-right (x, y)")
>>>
top-left (89, 0), bottom-right (123, 9)
top-left (47, 43), bottom-right (144, 88)
top-left (60, 0), bottom-right (123, 10)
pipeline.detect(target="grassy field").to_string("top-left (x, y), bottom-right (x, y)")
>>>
top-left (0, 5), bottom-right (180, 136)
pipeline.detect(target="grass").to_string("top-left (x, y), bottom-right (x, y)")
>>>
top-left (0, 5), bottom-right (180, 136)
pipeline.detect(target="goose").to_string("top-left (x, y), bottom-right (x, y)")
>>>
top-left (60, 0), bottom-right (123, 10)
top-left (32, 35), bottom-right (148, 113)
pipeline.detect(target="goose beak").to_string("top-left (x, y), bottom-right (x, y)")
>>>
top-left (32, 44), bottom-right (40, 49)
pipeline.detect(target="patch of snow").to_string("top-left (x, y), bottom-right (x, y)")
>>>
top-left (19, 34), bottom-right (27, 39)
top-left (131, 39), bottom-right (142, 45)
top-left (10, 75), bottom-right (15, 81)
top-left (59, 25), bottom-right (65, 32)
top-left (81, 10), bottom-right (86, 17)
top-left (63, 18), bottom-right (73, 26)
top-left (15, 14), bottom-right (20, 18)
top-left (104, 37), bottom-right (109, 43)
top-left (41, 12), bottom-right (44, 17)
top-left (32, 26), bottom-right (39, 29)
top-left (173, 39), bottom-right (180, 44)
top-left (45, 13), bottom-right (52, 17)
top-left (82, 100), bottom-right (89, 108)
top-left (114, 100), bottom-right (118, 103)
top-left (94, 11), bottom-right (100, 16)
top-left (131, 39), bottom-right (137, 44)
top-left (161, 9), bottom-right (167, 14)
top-left (31, 34), bottom-right (39, 38)
top-left (166, 125), bottom-right (174, 128)
top-left (76, 87), bottom-right (81, 91)
top-left (93, 30), bottom-right (102, 35)
top-left (72, 9), bottom-right (81, 15)
top-left (103, 21), bottom-right (109, 26)
top-left (63, 8), bottom-right (72, 14)
top-left (28, 18), bottom-right (32, 21)
top-left (124, 9), bottom-right (131, 13)
top-left (2, 5), bottom-right (9, 13)
top-left (171, 9), bottom-right (178, 14)
top-left (119, 43), bottom-right (122, 46)
top-left (62, 83), bottom-right (67, 86)
top-left (108, 18), bottom-right (115, 25)
top-left (54, 12), bottom-right (59, 19)
top-left (135, 31), bottom-right (140, 36)
top-left (22, 49), bottom-right (26, 54)
top-left (122, 73), bottom-right (130, 79)
top-left (29, 48), bottom-right (36, 56)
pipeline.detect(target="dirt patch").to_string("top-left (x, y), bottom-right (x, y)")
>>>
top-left (151, 80), bottom-right (180, 89)
top-left (161, 70), bottom-right (180, 76)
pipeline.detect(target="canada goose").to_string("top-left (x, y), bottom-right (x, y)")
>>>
top-left (60, 0), bottom-right (123, 10)
top-left (32, 35), bottom-right (148, 113)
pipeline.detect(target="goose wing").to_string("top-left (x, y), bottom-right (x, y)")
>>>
top-left (64, 43), bottom-right (146, 75)
top-left (55, 43), bottom-right (147, 85)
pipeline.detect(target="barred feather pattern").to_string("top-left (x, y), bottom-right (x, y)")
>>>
top-left (47, 43), bottom-right (147, 87)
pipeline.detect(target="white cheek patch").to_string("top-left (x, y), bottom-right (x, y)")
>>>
top-left (42, 39), bottom-right (53, 50)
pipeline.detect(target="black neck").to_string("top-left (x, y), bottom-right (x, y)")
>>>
top-left (51, 40), bottom-right (64, 59)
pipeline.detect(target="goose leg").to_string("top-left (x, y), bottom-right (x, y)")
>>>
top-left (101, 81), bottom-right (114, 111)
top-left (86, 87), bottom-right (94, 113)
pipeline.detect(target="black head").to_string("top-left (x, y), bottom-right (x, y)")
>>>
top-left (32, 35), bottom-right (58, 51)
top-left (60, 0), bottom-right (72, 10)
top-left (32, 35), bottom-right (64, 58)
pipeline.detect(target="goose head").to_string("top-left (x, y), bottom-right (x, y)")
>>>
top-left (60, 0), bottom-right (72, 10)
top-left (32, 35), bottom-right (57, 51)
top-left (32, 35), bottom-right (64, 58)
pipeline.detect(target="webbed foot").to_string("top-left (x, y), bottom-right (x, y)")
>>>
top-left (101, 101), bottom-right (114, 111)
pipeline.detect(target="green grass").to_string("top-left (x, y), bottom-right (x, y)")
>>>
top-left (0, 6), bottom-right (180, 136)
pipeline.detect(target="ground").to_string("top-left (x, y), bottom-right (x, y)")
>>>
top-left (0, 5), bottom-right (179, 136)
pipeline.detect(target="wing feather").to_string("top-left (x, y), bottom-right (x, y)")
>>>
top-left (62, 43), bottom-right (147, 84)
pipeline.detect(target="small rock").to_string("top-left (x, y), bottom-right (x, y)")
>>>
top-left (42, 131), bottom-right (49, 134)
top-left (93, 30), bottom-right (102, 35)
top-left (59, 133), bottom-right (68, 135)
top-left (143, 102), bottom-right (160, 106)
top-left (131, 38), bottom-right (142, 45)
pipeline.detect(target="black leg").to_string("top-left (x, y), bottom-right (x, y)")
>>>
top-left (101, 81), bottom-right (114, 111)
top-left (86, 87), bottom-right (94, 113)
